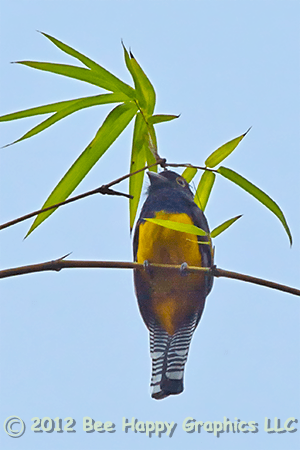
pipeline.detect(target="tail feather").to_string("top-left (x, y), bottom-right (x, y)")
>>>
top-left (149, 314), bottom-right (198, 400)
top-left (149, 321), bottom-right (170, 398)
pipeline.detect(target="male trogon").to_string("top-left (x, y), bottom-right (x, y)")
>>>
top-left (133, 169), bottom-right (214, 399)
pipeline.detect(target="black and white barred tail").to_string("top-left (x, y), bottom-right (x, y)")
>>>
top-left (149, 314), bottom-right (198, 400)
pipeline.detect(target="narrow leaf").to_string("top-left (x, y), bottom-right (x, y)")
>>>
top-left (40, 31), bottom-right (106, 71)
top-left (145, 146), bottom-right (157, 172)
top-left (123, 44), bottom-right (155, 115)
top-left (148, 114), bottom-right (179, 125)
top-left (211, 215), bottom-right (242, 238)
top-left (129, 113), bottom-right (147, 231)
top-left (0, 98), bottom-right (75, 121)
top-left (0, 93), bottom-right (127, 122)
top-left (144, 218), bottom-right (207, 236)
top-left (27, 102), bottom-right (138, 236)
top-left (205, 128), bottom-right (251, 168)
top-left (182, 166), bottom-right (197, 183)
top-left (40, 32), bottom-right (135, 98)
top-left (185, 238), bottom-right (211, 245)
top-left (17, 61), bottom-right (133, 94)
top-left (146, 122), bottom-right (159, 161)
top-left (4, 93), bottom-right (129, 146)
top-left (218, 166), bottom-right (292, 245)
top-left (194, 170), bottom-right (216, 211)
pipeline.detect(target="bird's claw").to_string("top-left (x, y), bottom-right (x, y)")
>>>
top-left (180, 262), bottom-right (189, 276)
top-left (143, 260), bottom-right (152, 276)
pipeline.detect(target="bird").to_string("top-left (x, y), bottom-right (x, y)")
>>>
top-left (133, 169), bottom-right (214, 400)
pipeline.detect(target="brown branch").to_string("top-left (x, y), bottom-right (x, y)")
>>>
top-left (0, 187), bottom-right (132, 231)
top-left (0, 257), bottom-right (299, 296)
top-left (0, 160), bottom-right (210, 232)
top-left (165, 163), bottom-right (217, 172)
top-left (104, 161), bottom-right (161, 187)
top-left (0, 161), bottom-right (160, 232)
top-left (211, 266), bottom-right (300, 296)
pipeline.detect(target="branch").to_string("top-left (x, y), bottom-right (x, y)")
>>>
top-left (0, 257), bottom-right (299, 296)
top-left (0, 161), bottom-right (161, 231)
top-left (0, 160), bottom-right (211, 232)
top-left (0, 186), bottom-right (132, 231)
top-left (0, 160), bottom-right (214, 232)
top-left (211, 266), bottom-right (300, 296)
top-left (165, 162), bottom-right (217, 172)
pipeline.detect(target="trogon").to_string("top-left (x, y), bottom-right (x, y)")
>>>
top-left (133, 169), bottom-right (214, 400)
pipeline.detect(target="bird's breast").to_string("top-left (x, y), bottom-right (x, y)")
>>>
top-left (136, 211), bottom-right (206, 335)
top-left (136, 211), bottom-right (203, 267)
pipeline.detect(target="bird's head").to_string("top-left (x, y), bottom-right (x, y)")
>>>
top-left (147, 170), bottom-right (193, 200)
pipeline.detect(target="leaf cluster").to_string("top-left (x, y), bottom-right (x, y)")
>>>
top-left (0, 33), bottom-right (292, 245)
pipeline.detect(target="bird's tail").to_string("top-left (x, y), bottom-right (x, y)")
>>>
top-left (149, 314), bottom-right (198, 400)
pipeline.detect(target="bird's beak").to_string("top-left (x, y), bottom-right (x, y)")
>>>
top-left (147, 171), bottom-right (168, 185)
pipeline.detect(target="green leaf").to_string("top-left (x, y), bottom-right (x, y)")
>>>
top-left (2, 93), bottom-right (129, 146)
top-left (185, 238), bottom-right (211, 246)
top-left (144, 218), bottom-right (207, 236)
top-left (129, 113), bottom-right (147, 231)
top-left (218, 166), bottom-right (292, 245)
top-left (40, 32), bottom-right (135, 98)
top-left (194, 170), bottom-right (216, 211)
top-left (145, 146), bottom-right (157, 171)
top-left (40, 31), bottom-right (106, 71)
top-left (181, 166), bottom-right (197, 183)
top-left (148, 114), bottom-right (179, 125)
top-left (17, 61), bottom-right (134, 95)
top-left (211, 215), bottom-right (242, 238)
top-left (205, 128), bottom-right (251, 168)
top-left (26, 101), bottom-right (138, 236)
top-left (0, 98), bottom-right (74, 121)
top-left (123, 44), bottom-right (156, 115)
top-left (146, 122), bottom-right (159, 161)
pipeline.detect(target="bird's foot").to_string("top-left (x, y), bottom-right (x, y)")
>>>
top-left (180, 262), bottom-right (189, 276)
top-left (143, 260), bottom-right (153, 277)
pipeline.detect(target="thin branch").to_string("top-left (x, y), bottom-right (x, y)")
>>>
top-left (0, 161), bottom-right (160, 232)
top-left (0, 160), bottom-right (209, 232)
top-left (0, 187), bottom-right (131, 231)
top-left (165, 163), bottom-right (217, 173)
top-left (0, 257), bottom-right (299, 296)
top-left (104, 161), bottom-right (160, 188)
top-left (211, 266), bottom-right (300, 296)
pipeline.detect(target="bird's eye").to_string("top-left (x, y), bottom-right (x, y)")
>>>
top-left (176, 177), bottom-right (186, 187)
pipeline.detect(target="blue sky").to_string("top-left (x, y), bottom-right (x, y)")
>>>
top-left (0, 1), bottom-right (299, 449)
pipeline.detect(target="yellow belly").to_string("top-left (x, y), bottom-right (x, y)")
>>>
top-left (136, 212), bottom-right (202, 266)
top-left (136, 211), bottom-right (205, 334)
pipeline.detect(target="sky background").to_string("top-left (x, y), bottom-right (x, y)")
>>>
top-left (0, 1), bottom-right (299, 449)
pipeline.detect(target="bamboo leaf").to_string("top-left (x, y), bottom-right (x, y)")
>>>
top-left (17, 61), bottom-right (134, 95)
top-left (194, 170), bottom-right (216, 211)
top-left (40, 32), bottom-right (135, 98)
top-left (145, 146), bottom-right (157, 172)
top-left (146, 122), bottom-right (159, 161)
top-left (26, 102), bottom-right (138, 236)
top-left (123, 44), bottom-right (158, 166)
top-left (205, 128), bottom-right (251, 168)
top-left (122, 44), bottom-right (156, 115)
top-left (218, 166), bottom-right (292, 245)
top-left (182, 166), bottom-right (197, 183)
top-left (185, 238), bottom-right (211, 245)
top-left (0, 98), bottom-right (75, 121)
top-left (148, 114), bottom-right (179, 125)
top-left (40, 31), bottom-right (107, 71)
top-left (211, 215), bottom-right (242, 238)
top-left (144, 218), bottom-right (207, 236)
top-left (3, 93), bottom-right (129, 146)
top-left (129, 113), bottom-right (147, 231)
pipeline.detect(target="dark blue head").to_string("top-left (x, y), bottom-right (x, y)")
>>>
top-left (147, 170), bottom-right (194, 201)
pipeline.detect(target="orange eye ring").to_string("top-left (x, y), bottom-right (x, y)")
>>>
top-left (176, 177), bottom-right (186, 187)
